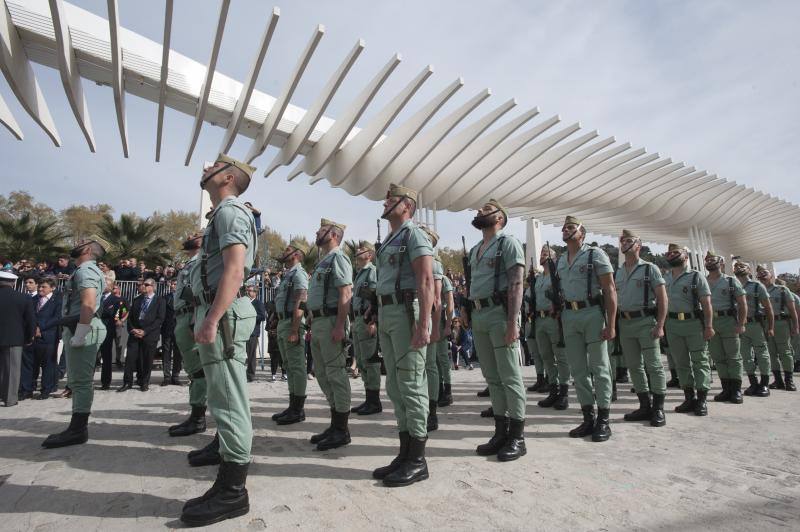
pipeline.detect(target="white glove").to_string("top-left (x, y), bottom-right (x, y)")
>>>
top-left (70, 323), bottom-right (92, 347)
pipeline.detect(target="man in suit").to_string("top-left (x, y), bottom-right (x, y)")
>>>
top-left (27, 278), bottom-right (62, 398)
top-left (18, 282), bottom-right (40, 400)
top-left (0, 271), bottom-right (35, 407)
top-left (161, 279), bottom-right (181, 385)
top-left (245, 285), bottom-right (266, 382)
top-left (118, 278), bottom-right (165, 392)
top-left (99, 278), bottom-right (127, 390)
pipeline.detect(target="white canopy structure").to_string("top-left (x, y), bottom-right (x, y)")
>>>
top-left (2, 0), bottom-right (798, 268)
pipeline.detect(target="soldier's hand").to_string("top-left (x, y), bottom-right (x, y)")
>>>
top-left (411, 323), bottom-right (430, 349)
top-left (288, 331), bottom-right (299, 344)
top-left (601, 326), bottom-right (616, 341)
top-left (651, 325), bottom-right (664, 339)
top-left (331, 325), bottom-right (345, 343)
top-left (767, 327), bottom-right (775, 337)
top-left (703, 326), bottom-right (715, 341)
top-left (735, 324), bottom-right (746, 335)
top-left (195, 317), bottom-right (218, 344)
top-left (367, 323), bottom-right (377, 337)
top-left (504, 324), bottom-right (518, 345)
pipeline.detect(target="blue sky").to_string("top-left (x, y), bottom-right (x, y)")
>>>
top-left (1, 0), bottom-right (798, 272)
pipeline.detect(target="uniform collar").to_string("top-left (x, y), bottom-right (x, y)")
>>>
top-left (321, 246), bottom-right (340, 260)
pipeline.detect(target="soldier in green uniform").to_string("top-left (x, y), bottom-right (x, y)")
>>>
top-left (271, 240), bottom-right (310, 425)
top-left (306, 219), bottom-right (354, 450)
top-left (733, 262), bottom-right (774, 397)
top-left (42, 236), bottom-right (109, 449)
top-left (704, 252), bottom-right (748, 403)
top-left (467, 199), bottom-right (527, 461)
top-left (533, 245), bottom-right (570, 410)
top-left (168, 232), bottom-right (208, 440)
top-left (757, 267), bottom-right (799, 391)
top-left (557, 216), bottom-right (617, 442)
top-left (436, 251), bottom-right (455, 408)
top-left (180, 154), bottom-right (258, 526)
top-left (664, 244), bottom-right (714, 417)
top-left (420, 225), bottom-right (445, 430)
top-left (349, 241), bottom-right (383, 416)
top-left (525, 282), bottom-right (548, 393)
top-left (371, 184), bottom-right (434, 487)
top-left (614, 229), bottom-right (668, 427)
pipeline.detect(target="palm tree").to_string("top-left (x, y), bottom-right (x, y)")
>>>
top-left (97, 214), bottom-right (172, 265)
top-left (0, 213), bottom-right (69, 262)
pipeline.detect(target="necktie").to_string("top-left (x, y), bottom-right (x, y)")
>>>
top-left (140, 297), bottom-right (151, 319)
top-left (38, 297), bottom-right (45, 311)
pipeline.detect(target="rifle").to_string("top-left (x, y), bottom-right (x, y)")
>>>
top-left (375, 219), bottom-right (382, 252)
top-left (461, 236), bottom-right (473, 323)
top-left (526, 258), bottom-right (536, 339)
top-left (544, 241), bottom-right (566, 348)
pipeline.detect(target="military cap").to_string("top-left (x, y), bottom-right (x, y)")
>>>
top-left (215, 153), bottom-right (256, 180)
top-left (705, 250), bottom-right (722, 260)
top-left (485, 199), bottom-right (508, 227)
top-left (320, 218), bottom-right (346, 231)
top-left (357, 241), bottom-right (376, 252)
top-left (420, 225), bottom-right (440, 247)
top-left (387, 183), bottom-right (418, 204)
top-left (756, 264), bottom-right (770, 277)
top-left (83, 234), bottom-right (112, 253)
top-left (620, 229), bottom-right (638, 239)
top-left (667, 243), bottom-right (685, 253)
top-left (563, 215), bottom-right (581, 227)
top-left (288, 239), bottom-right (310, 257)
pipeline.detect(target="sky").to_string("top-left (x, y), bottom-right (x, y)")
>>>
top-left (1, 0), bottom-right (799, 272)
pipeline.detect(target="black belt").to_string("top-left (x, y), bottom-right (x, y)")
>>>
top-left (714, 309), bottom-right (737, 317)
top-left (746, 316), bottom-right (763, 324)
top-left (193, 287), bottom-right (247, 306)
top-left (175, 306), bottom-right (194, 317)
top-left (378, 290), bottom-right (417, 307)
top-left (775, 314), bottom-right (790, 321)
top-left (668, 311), bottom-right (702, 321)
top-left (536, 310), bottom-right (551, 319)
top-left (564, 297), bottom-right (601, 311)
top-left (619, 309), bottom-right (654, 320)
top-left (308, 307), bottom-right (339, 318)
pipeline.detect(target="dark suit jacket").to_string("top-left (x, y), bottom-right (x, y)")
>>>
top-left (0, 285), bottom-right (35, 347)
top-left (251, 298), bottom-right (266, 338)
top-left (127, 294), bottom-right (165, 345)
top-left (161, 293), bottom-right (176, 335)
top-left (33, 293), bottom-right (62, 346)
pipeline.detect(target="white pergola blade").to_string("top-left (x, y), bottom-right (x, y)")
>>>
top-left (219, 7), bottom-right (279, 155)
top-left (244, 24), bottom-right (325, 163)
top-left (0, 0), bottom-right (58, 145)
top-left (184, 0), bottom-right (230, 166)
top-left (155, 0), bottom-right (173, 162)
top-left (264, 38), bottom-right (364, 177)
top-left (286, 53), bottom-right (401, 181)
top-left (107, 0), bottom-right (127, 157)
top-left (49, 0), bottom-right (95, 150)
top-left (0, 90), bottom-right (21, 139)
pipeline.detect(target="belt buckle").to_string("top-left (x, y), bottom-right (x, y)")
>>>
top-left (677, 312), bottom-right (686, 321)
top-left (570, 301), bottom-right (580, 311)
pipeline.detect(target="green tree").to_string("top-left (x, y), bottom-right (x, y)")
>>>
top-left (149, 210), bottom-right (200, 261)
top-left (97, 214), bottom-right (172, 266)
top-left (0, 212), bottom-right (69, 262)
top-left (60, 203), bottom-right (114, 241)
top-left (258, 225), bottom-right (288, 270)
top-left (0, 191), bottom-right (56, 223)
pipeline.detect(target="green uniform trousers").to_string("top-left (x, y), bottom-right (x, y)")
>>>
top-left (310, 315), bottom-right (351, 413)
top-left (534, 316), bottom-right (570, 385)
top-left (562, 307), bottom-right (612, 408)
top-left (277, 318), bottom-right (308, 397)
top-left (194, 301), bottom-right (254, 464)
top-left (665, 347), bottom-right (675, 369)
top-left (619, 316), bottom-right (666, 394)
top-left (425, 337), bottom-right (440, 401)
top-left (665, 318), bottom-right (709, 391)
top-left (352, 317), bottom-right (381, 391)
top-left (63, 318), bottom-right (106, 414)
top-left (741, 321), bottom-right (770, 376)
top-left (471, 305), bottom-right (526, 420)
top-left (525, 321), bottom-right (544, 375)
top-left (707, 315), bottom-right (742, 380)
top-left (175, 312), bottom-right (206, 407)
top-left (768, 319), bottom-right (794, 373)
top-left (792, 332), bottom-right (800, 360)
top-left (436, 324), bottom-right (452, 385)
top-left (378, 302), bottom-right (428, 439)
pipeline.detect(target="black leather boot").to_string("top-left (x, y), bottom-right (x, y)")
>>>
top-left (350, 395), bottom-right (368, 414)
top-left (650, 394), bottom-right (666, 427)
top-left (624, 392), bottom-right (652, 421)
top-left (569, 406), bottom-right (595, 438)
top-left (729, 379), bottom-right (743, 403)
top-left (189, 433), bottom-right (221, 467)
top-left (383, 436), bottom-right (429, 487)
top-left (537, 384), bottom-right (559, 408)
top-left (616, 367), bottom-right (629, 383)
top-left (427, 400), bottom-right (439, 432)
top-left (477, 386), bottom-right (490, 397)
top-left (358, 389), bottom-right (383, 415)
top-left (713, 379), bottom-right (731, 402)
top-left (694, 389), bottom-right (708, 416)
top-left (527, 374), bottom-right (546, 392)
top-left (756, 374), bottom-right (770, 397)
top-left (674, 388), bottom-right (696, 413)
top-left (169, 405), bottom-right (207, 437)
top-left (784, 371), bottom-right (796, 392)
top-left (42, 412), bottom-right (89, 448)
top-left (181, 461), bottom-right (250, 526)
top-left (310, 409), bottom-right (335, 444)
top-left (553, 384), bottom-right (569, 410)
top-left (769, 370), bottom-right (785, 389)
top-left (272, 394), bottom-right (294, 421)
top-left (480, 406), bottom-right (494, 418)
top-left (437, 383), bottom-right (453, 407)
top-left (476, 415), bottom-right (509, 455)
top-left (497, 419), bottom-right (526, 461)
top-left (665, 369), bottom-right (680, 388)
top-left (592, 408), bottom-right (611, 442)
top-left (316, 411), bottom-right (351, 451)
top-left (373, 432), bottom-right (410, 479)
top-left (743, 375), bottom-right (759, 396)
top-left (188, 433), bottom-right (218, 459)
top-left (276, 395), bottom-right (306, 425)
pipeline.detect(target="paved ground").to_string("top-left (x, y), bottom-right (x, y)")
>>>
top-left (1, 365), bottom-right (799, 531)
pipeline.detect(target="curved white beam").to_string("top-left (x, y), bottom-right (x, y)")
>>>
top-left (154, 0), bottom-right (173, 162)
top-left (0, 90), bottom-right (21, 139)
top-left (106, 0), bottom-right (127, 157)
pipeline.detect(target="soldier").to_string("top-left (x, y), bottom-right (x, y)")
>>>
top-left (419, 225), bottom-right (447, 430)
top-left (168, 232), bottom-right (208, 440)
top-left (733, 262), bottom-right (774, 397)
top-left (525, 271), bottom-right (548, 393)
top-left (371, 184), bottom-right (434, 487)
top-left (664, 244), bottom-right (714, 417)
top-left (533, 245), bottom-right (570, 410)
top-left (179, 154), bottom-right (258, 526)
top-left (271, 239), bottom-right (310, 425)
top-left (615, 229), bottom-right (668, 427)
top-left (557, 216), bottom-right (616, 442)
top-left (306, 219), bottom-right (354, 450)
top-left (757, 267), bottom-right (799, 391)
top-left (436, 252), bottom-right (455, 409)
top-left (42, 236), bottom-right (110, 449)
top-left (349, 241), bottom-right (383, 416)
top-left (467, 199), bottom-right (527, 461)
top-left (704, 252), bottom-right (748, 403)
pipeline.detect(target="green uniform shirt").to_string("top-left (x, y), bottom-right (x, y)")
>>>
top-left (433, 259), bottom-right (443, 281)
top-left (174, 254), bottom-right (197, 312)
top-left (664, 265), bottom-right (710, 313)
top-left (793, 292), bottom-right (800, 313)
top-left (556, 243), bottom-right (613, 302)
top-left (375, 219), bottom-right (433, 296)
top-left (707, 274), bottom-right (745, 312)
top-left (766, 284), bottom-right (793, 316)
top-left (441, 273), bottom-right (454, 323)
top-left (62, 260), bottom-right (105, 317)
top-left (468, 231), bottom-right (525, 300)
top-left (743, 279), bottom-right (769, 318)
top-left (532, 273), bottom-right (556, 311)
top-left (614, 258), bottom-right (665, 312)
top-left (307, 247), bottom-right (352, 310)
top-left (190, 196), bottom-right (257, 296)
top-left (352, 262), bottom-right (377, 313)
top-left (274, 262), bottom-right (309, 315)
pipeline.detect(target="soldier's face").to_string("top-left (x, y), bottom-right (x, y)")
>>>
top-left (356, 249), bottom-right (371, 267)
top-left (562, 224), bottom-right (581, 242)
top-left (665, 250), bottom-right (686, 266)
